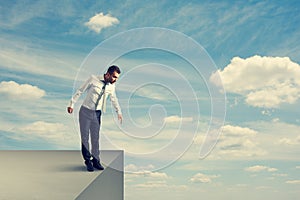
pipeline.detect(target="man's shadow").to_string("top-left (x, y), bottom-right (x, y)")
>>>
top-left (51, 164), bottom-right (87, 172)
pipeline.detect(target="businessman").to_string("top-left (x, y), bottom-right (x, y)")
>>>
top-left (67, 65), bottom-right (123, 172)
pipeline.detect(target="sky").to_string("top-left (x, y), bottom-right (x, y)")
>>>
top-left (0, 0), bottom-right (300, 199)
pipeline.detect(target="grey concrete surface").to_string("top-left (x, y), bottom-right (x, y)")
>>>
top-left (0, 150), bottom-right (123, 200)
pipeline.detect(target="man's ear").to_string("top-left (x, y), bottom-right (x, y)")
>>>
top-left (104, 73), bottom-right (110, 83)
top-left (104, 73), bottom-right (109, 79)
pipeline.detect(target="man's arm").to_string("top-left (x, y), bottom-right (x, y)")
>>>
top-left (67, 76), bottom-right (92, 114)
top-left (110, 87), bottom-right (123, 124)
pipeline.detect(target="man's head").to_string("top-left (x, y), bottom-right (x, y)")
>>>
top-left (104, 65), bottom-right (121, 84)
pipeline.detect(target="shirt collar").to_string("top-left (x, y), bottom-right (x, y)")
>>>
top-left (101, 74), bottom-right (109, 85)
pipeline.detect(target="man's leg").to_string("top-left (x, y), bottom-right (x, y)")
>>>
top-left (90, 110), bottom-right (104, 170)
top-left (79, 106), bottom-right (94, 171)
top-left (90, 110), bottom-right (101, 161)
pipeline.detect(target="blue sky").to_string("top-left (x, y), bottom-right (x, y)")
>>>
top-left (1, 0), bottom-right (300, 199)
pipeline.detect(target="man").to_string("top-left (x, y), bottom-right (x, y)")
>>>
top-left (67, 65), bottom-right (123, 172)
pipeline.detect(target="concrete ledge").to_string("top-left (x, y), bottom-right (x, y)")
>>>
top-left (0, 150), bottom-right (124, 200)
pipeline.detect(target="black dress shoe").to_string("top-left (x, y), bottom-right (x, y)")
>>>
top-left (85, 160), bottom-right (94, 172)
top-left (92, 159), bottom-right (104, 170)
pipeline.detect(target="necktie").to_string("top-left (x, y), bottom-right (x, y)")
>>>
top-left (101, 85), bottom-right (107, 113)
top-left (95, 81), bottom-right (106, 110)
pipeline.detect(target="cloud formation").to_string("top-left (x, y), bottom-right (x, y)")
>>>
top-left (216, 125), bottom-right (266, 158)
top-left (244, 165), bottom-right (278, 172)
top-left (20, 121), bottom-right (68, 137)
top-left (0, 81), bottom-right (45, 99)
top-left (286, 180), bottom-right (300, 184)
top-left (210, 55), bottom-right (300, 108)
top-left (125, 164), bottom-right (169, 179)
top-left (221, 125), bottom-right (257, 137)
top-left (190, 173), bottom-right (219, 183)
top-left (84, 12), bottom-right (119, 33)
top-left (125, 163), bottom-right (179, 191)
top-left (17, 121), bottom-right (77, 148)
top-left (164, 115), bottom-right (193, 123)
top-left (125, 164), bottom-right (155, 172)
top-left (276, 135), bottom-right (300, 146)
top-left (134, 181), bottom-right (188, 191)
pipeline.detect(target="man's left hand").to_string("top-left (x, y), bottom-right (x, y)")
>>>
top-left (118, 114), bottom-right (123, 124)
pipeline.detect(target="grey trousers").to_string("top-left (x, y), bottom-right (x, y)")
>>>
top-left (79, 106), bottom-right (101, 161)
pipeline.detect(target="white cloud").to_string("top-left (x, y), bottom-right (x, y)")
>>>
top-left (21, 121), bottom-right (78, 148)
top-left (84, 12), bottom-right (119, 33)
top-left (135, 181), bottom-right (168, 189)
top-left (126, 164), bottom-right (187, 192)
top-left (210, 55), bottom-right (300, 108)
top-left (272, 173), bottom-right (288, 177)
top-left (261, 110), bottom-right (272, 116)
top-left (9, 120), bottom-right (78, 148)
top-left (0, 37), bottom-right (82, 80)
top-left (0, 81), bottom-right (45, 99)
top-left (125, 164), bottom-right (169, 179)
top-left (286, 180), bottom-right (300, 184)
top-left (183, 120), bottom-right (300, 161)
top-left (134, 181), bottom-right (188, 191)
top-left (272, 118), bottom-right (280, 122)
top-left (190, 173), bottom-right (219, 183)
top-left (164, 115), bottom-right (193, 123)
top-left (20, 121), bottom-right (68, 138)
top-left (215, 125), bottom-right (266, 158)
top-left (138, 171), bottom-right (169, 179)
top-left (188, 125), bottom-right (267, 160)
top-left (276, 135), bottom-right (300, 145)
top-left (125, 164), bottom-right (155, 172)
top-left (131, 83), bottom-right (177, 102)
top-left (221, 125), bottom-right (258, 137)
top-left (244, 120), bottom-right (300, 160)
top-left (255, 186), bottom-right (272, 190)
top-left (245, 165), bottom-right (278, 172)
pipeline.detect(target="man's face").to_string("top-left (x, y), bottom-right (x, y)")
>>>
top-left (106, 71), bottom-right (119, 84)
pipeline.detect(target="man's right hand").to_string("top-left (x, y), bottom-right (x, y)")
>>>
top-left (67, 107), bottom-right (73, 114)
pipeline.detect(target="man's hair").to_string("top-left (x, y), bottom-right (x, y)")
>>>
top-left (107, 65), bottom-right (121, 74)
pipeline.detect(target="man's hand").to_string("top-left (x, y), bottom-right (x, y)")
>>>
top-left (67, 107), bottom-right (73, 114)
top-left (118, 114), bottom-right (123, 124)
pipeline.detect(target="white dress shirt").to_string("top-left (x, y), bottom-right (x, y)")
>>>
top-left (69, 75), bottom-right (122, 114)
